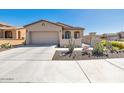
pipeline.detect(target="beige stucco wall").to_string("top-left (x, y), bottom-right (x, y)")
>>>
top-left (30, 31), bottom-right (59, 45)
top-left (83, 35), bottom-right (91, 44)
top-left (16, 28), bottom-right (26, 40)
top-left (0, 28), bottom-right (26, 46)
top-left (25, 21), bottom-right (62, 32)
top-left (0, 28), bottom-right (26, 40)
top-left (25, 21), bottom-right (62, 44)
top-left (60, 39), bottom-right (82, 47)
top-left (0, 29), bottom-right (16, 39)
top-left (60, 30), bottom-right (83, 47)
top-left (0, 30), bottom-right (3, 38)
top-left (83, 33), bottom-right (102, 46)
top-left (0, 39), bottom-right (25, 45)
top-left (25, 21), bottom-right (83, 47)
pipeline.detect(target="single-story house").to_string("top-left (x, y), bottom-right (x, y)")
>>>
top-left (24, 20), bottom-right (85, 47)
top-left (102, 33), bottom-right (120, 41)
top-left (118, 32), bottom-right (124, 38)
top-left (0, 22), bottom-right (26, 45)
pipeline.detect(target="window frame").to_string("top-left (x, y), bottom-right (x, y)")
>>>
top-left (64, 31), bottom-right (71, 39)
top-left (74, 31), bottom-right (80, 39)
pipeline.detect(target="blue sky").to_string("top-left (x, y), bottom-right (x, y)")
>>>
top-left (0, 9), bottom-right (124, 35)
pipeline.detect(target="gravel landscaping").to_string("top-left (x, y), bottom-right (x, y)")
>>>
top-left (52, 50), bottom-right (124, 60)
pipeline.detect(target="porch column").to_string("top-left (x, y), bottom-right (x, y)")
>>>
top-left (0, 30), bottom-right (3, 38)
top-left (2, 30), bottom-right (5, 38)
top-left (1, 30), bottom-right (3, 38)
top-left (26, 31), bottom-right (30, 44)
top-left (71, 31), bottom-right (74, 39)
top-left (12, 30), bottom-right (16, 39)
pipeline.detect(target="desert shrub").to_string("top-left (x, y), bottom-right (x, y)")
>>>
top-left (82, 46), bottom-right (89, 55)
top-left (110, 41), bottom-right (124, 49)
top-left (68, 39), bottom-right (75, 53)
top-left (101, 40), bottom-right (106, 46)
top-left (112, 47), bottom-right (120, 51)
top-left (101, 40), bottom-right (124, 50)
top-left (92, 43), bottom-right (104, 56)
top-left (103, 47), bottom-right (108, 52)
top-left (0, 43), bottom-right (12, 49)
top-left (110, 41), bottom-right (119, 47)
top-left (117, 43), bottom-right (124, 49)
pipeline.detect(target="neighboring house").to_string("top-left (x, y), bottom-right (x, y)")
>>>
top-left (83, 32), bottom-right (101, 46)
top-left (0, 22), bottom-right (26, 45)
top-left (24, 20), bottom-right (85, 47)
top-left (83, 32), bottom-right (97, 44)
top-left (101, 32), bottom-right (124, 41)
top-left (118, 32), bottom-right (124, 38)
top-left (102, 33), bottom-right (120, 41)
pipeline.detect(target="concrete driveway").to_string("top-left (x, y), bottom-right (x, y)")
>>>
top-left (0, 46), bottom-right (124, 83)
top-left (0, 45), bottom-right (56, 61)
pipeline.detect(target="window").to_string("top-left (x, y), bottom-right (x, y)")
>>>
top-left (5, 31), bottom-right (12, 38)
top-left (65, 31), bottom-right (71, 39)
top-left (74, 32), bottom-right (80, 39)
top-left (18, 31), bottom-right (21, 39)
top-left (42, 23), bottom-right (45, 26)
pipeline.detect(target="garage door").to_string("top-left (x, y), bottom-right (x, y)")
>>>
top-left (30, 31), bottom-right (59, 45)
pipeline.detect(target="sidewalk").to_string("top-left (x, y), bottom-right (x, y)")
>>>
top-left (0, 58), bottom-right (124, 83)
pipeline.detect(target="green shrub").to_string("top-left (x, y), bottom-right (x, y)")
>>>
top-left (101, 40), bottom-right (124, 50)
top-left (110, 41), bottom-right (124, 49)
top-left (118, 43), bottom-right (124, 49)
top-left (101, 40), bottom-right (106, 46)
top-left (110, 41), bottom-right (119, 47)
top-left (92, 43), bottom-right (104, 56)
top-left (1, 43), bottom-right (12, 49)
top-left (112, 47), bottom-right (119, 51)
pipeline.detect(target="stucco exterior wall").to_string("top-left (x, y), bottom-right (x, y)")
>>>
top-left (83, 35), bottom-right (91, 44)
top-left (59, 30), bottom-right (83, 47)
top-left (83, 33), bottom-right (102, 46)
top-left (25, 21), bottom-right (62, 44)
top-left (0, 39), bottom-right (25, 45)
top-left (12, 30), bottom-right (16, 39)
top-left (0, 28), bottom-right (26, 40)
top-left (60, 39), bottom-right (82, 47)
top-left (25, 20), bottom-right (84, 47)
top-left (0, 29), bottom-right (17, 39)
top-left (16, 28), bottom-right (26, 40)
top-left (0, 30), bottom-right (3, 38)
top-left (25, 21), bottom-right (62, 32)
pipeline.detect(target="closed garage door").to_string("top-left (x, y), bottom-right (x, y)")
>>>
top-left (30, 31), bottom-right (59, 45)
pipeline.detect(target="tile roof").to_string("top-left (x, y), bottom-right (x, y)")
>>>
top-left (0, 22), bottom-right (12, 27)
top-left (24, 19), bottom-right (85, 30)
top-left (0, 26), bottom-right (16, 30)
top-left (0, 22), bottom-right (24, 30)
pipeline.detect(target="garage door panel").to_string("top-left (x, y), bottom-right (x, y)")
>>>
top-left (31, 31), bottom-right (59, 45)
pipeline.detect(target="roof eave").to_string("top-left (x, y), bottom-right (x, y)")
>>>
top-left (23, 19), bottom-right (63, 27)
top-left (63, 28), bottom-right (85, 30)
